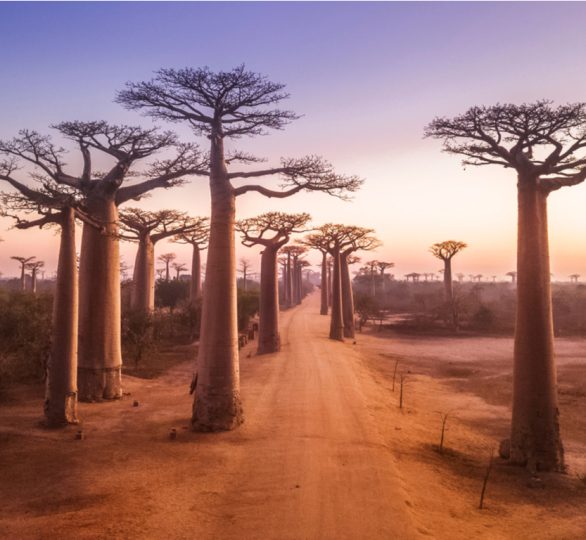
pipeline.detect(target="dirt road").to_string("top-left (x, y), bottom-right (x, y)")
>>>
top-left (0, 292), bottom-right (421, 539)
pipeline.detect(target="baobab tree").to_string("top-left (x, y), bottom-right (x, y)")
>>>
top-left (0, 123), bottom-right (208, 401)
top-left (429, 240), bottom-right (467, 329)
top-left (281, 245), bottom-right (307, 307)
top-left (456, 272), bottom-right (465, 283)
top-left (172, 262), bottom-right (187, 280)
top-left (377, 261), bottom-right (394, 294)
top-left (308, 225), bottom-right (376, 341)
top-left (238, 258), bottom-right (252, 292)
top-left (11, 255), bottom-right (35, 291)
top-left (365, 260), bottom-right (379, 296)
top-left (506, 271), bottom-right (517, 284)
top-left (569, 274), bottom-right (580, 283)
top-left (302, 234), bottom-right (333, 316)
top-left (118, 65), bottom-right (362, 431)
top-left (158, 252), bottom-right (177, 282)
top-left (119, 208), bottom-right (197, 313)
top-left (0, 168), bottom-right (103, 426)
top-left (425, 100), bottom-right (586, 470)
top-left (238, 212), bottom-right (310, 354)
top-left (26, 260), bottom-right (45, 294)
top-left (172, 217), bottom-right (209, 304)
top-left (340, 236), bottom-right (379, 338)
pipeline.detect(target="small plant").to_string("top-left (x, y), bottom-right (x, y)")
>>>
top-left (479, 449), bottom-right (494, 510)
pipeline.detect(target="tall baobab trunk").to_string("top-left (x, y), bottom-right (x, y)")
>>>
top-left (190, 244), bottom-right (202, 303)
top-left (164, 260), bottom-right (171, 281)
top-left (291, 256), bottom-right (298, 305)
top-left (320, 251), bottom-right (328, 315)
top-left (78, 196), bottom-right (122, 401)
top-left (131, 234), bottom-right (155, 313)
top-left (442, 258), bottom-right (457, 329)
top-left (510, 177), bottom-right (564, 471)
top-left (45, 208), bottom-right (79, 426)
top-left (258, 246), bottom-right (280, 354)
top-left (329, 250), bottom-right (344, 341)
top-left (370, 268), bottom-right (376, 297)
top-left (31, 268), bottom-right (38, 294)
top-left (296, 262), bottom-right (302, 305)
top-left (192, 134), bottom-right (242, 431)
top-left (285, 253), bottom-right (292, 307)
top-left (341, 254), bottom-right (355, 338)
top-left (327, 261), bottom-right (332, 308)
top-left (20, 264), bottom-right (26, 291)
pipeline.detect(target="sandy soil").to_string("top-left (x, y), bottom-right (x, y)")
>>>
top-left (0, 292), bottom-right (584, 539)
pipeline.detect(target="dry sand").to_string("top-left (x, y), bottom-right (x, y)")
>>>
top-left (0, 291), bottom-right (585, 539)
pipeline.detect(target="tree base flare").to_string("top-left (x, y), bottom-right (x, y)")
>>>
top-left (257, 337), bottom-right (281, 355)
top-left (44, 393), bottom-right (79, 427)
top-left (509, 422), bottom-right (565, 472)
top-left (78, 367), bottom-right (122, 402)
top-left (191, 389), bottom-right (244, 432)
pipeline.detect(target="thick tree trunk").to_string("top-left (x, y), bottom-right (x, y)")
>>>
top-left (164, 261), bottom-right (170, 282)
top-left (20, 265), bottom-right (26, 291)
top-left (291, 257), bottom-right (298, 305)
top-left (258, 246), bottom-right (280, 354)
top-left (329, 250), bottom-right (344, 341)
top-left (78, 196), bottom-right (122, 401)
top-left (510, 177), bottom-right (564, 471)
top-left (192, 135), bottom-right (243, 432)
top-left (131, 235), bottom-right (155, 313)
top-left (285, 253), bottom-right (292, 307)
top-left (190, 244), bottom-right (201, 303)
top-left (296, 263), bottom-right (302, 305)
top-left (327, 263), bottom-right (332, 307)
top-left (44, 208), bottom-right (79, 426)
top-left (31, 269), bottom-right (38, 294)
top-left (341, 254), bottom-right (355, 338)
top-left (443, 258), bottom-right (457, 329)
top-left (371, 269), bottom-right (376, 297)
top-left (320, 251), bottom-right (328, 315)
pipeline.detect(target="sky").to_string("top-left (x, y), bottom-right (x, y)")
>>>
top-left (2, 1), bottom-right (586, 280)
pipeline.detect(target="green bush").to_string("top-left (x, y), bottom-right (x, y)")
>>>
top-left (0, 291), bottom-right (53, 386)
top-left (238, 289), bottom-right (259, 331)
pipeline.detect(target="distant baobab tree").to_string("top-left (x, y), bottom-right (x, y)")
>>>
top-left (302, 233), bottom-right (331, 315)
top-left (425, 100), bottom-right (586, 471)
top-left (365, 260), bottom-right (379, 296)
top-left (172, 217), bottom-right (209, 304)
top-left (377, 261), bottom-right (394, 294)
top-left (119, 65), bottom-right (362, 431)
top-left (155, 267), bottom-right (165, 280)
top-left (158, 253), bottom-right (177, 282)
top-left (238, 258), bottom-right (252, 292)
top-left (0, 122), bottom-right (208, 401)
top-left (429, 240), bottom-right (467, 329)
top-left (405, 272), bottom-right (420, 283)
top-left (281, 245), bottom-right (307, 307)
top-left (506, 271), bottom-right (517, 284)
top-left (26, 260), bottom-right (45, 294)
top-left (237, 212), bottom-right (310, 354)
top-left (309, 224), bottom-right (377, 340)
top-left (10, 255), bottom-right (35, 291)
top-left (172, 262), bottom-right (187, 280)
top-left (475, 274), bottom-right (483, 283)
top-left (569, 274), bottom-right (580, 283)
top-left (456, 272), bottom-right (465, 283)
top-left (0, 170), bottom-right (103, 426)
top-left (119, 208), bottom-right (196, 313)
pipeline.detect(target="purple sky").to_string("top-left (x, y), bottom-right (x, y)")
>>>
top-left (2, 2), bottom-right (586, 280)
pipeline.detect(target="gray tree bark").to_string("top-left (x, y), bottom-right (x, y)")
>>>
top-left (192, 133), bottom-right (243, 431)
top-left (510, 175), bottom-right (564, 471)
top-left (78, 196), bottom-right (123, 401)
top-left (44, 208), bottom-right (79, 426)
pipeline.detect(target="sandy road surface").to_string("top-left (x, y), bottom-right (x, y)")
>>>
top-left (0, 292), bottom-right (420, 539)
